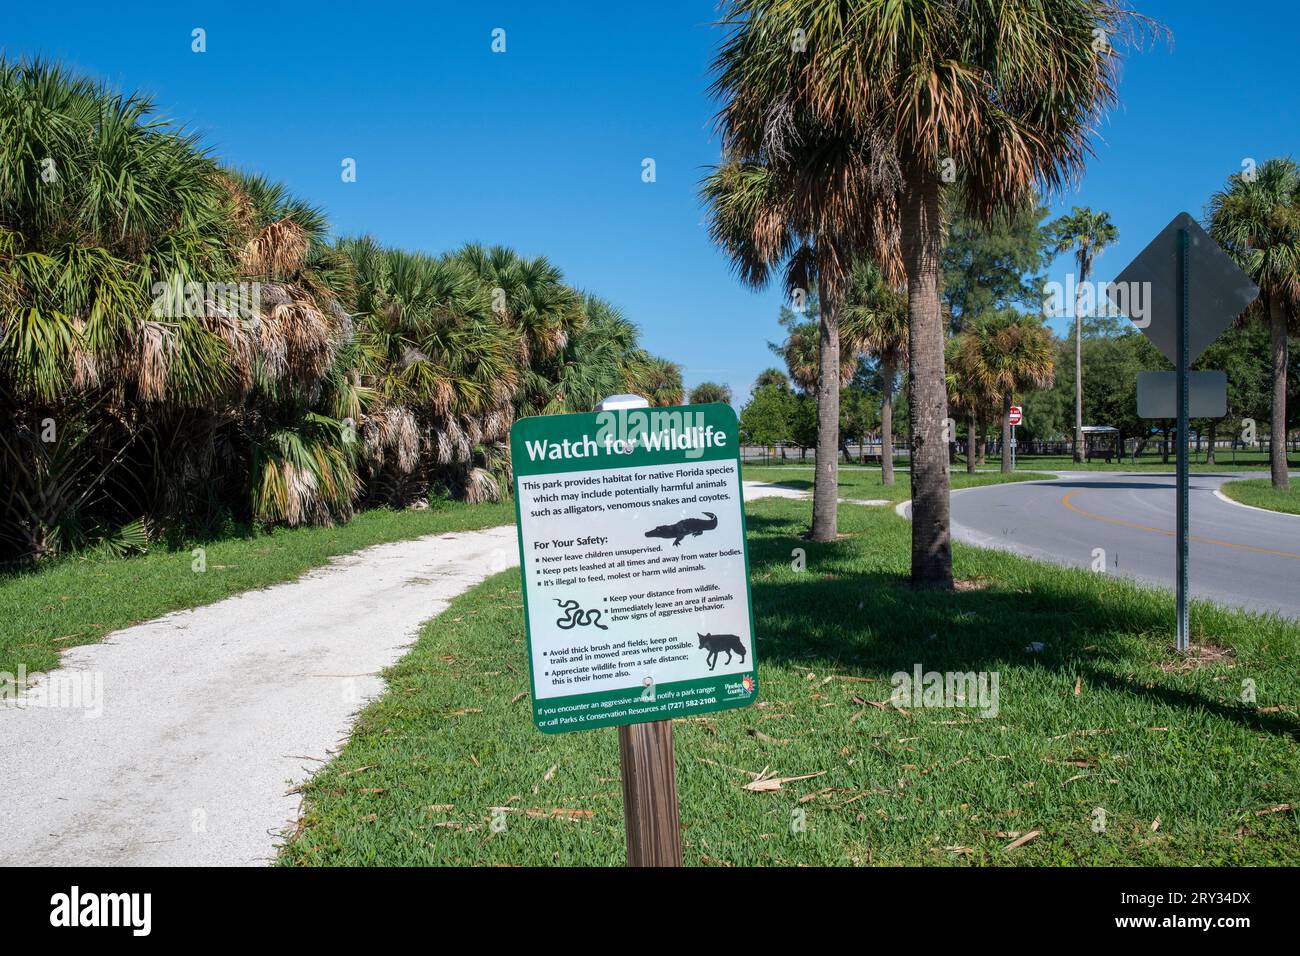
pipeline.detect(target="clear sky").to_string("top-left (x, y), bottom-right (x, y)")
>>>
top-left (5, 1), bottom-right (1297, 406)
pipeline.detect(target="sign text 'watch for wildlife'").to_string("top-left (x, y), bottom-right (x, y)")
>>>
top-left (510, 403), bottom-right (758, 733)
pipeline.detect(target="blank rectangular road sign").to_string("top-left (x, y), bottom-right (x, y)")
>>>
top-left (1136, 370), bottom-right (1227, 419)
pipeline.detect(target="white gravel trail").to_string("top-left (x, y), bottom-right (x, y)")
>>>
top-left (0, 525), bottom-right (518, 866)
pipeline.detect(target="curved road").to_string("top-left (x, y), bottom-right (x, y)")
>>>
top-left (946, 471), bottom-right (1300, 619)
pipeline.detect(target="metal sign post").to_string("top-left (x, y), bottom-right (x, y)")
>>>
top-left (1109, 212), bottom-right (1259, 654)
top-left (1008, 406), bottom-right (1022, 471)
top-left (1176, 228), bottom-right (1190, 652)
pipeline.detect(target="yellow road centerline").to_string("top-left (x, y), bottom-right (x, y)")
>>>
top-left (1060, 489), bottom-right (1300, 561)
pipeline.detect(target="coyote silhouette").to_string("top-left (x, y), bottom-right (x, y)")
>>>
top-left (645, 512), bottom-right (717, 547)
top-left (698, 632), bottom-right (746, 671)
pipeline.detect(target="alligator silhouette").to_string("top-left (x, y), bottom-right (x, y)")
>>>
top-left (645, 512), bottom-right (718, 547)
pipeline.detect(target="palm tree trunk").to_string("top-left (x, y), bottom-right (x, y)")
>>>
top-left (966, 411), bottom-right (977, 474)
top-left (1073, 257), bottom-right (1088, 463)
top-left (901, 168), bottom-right (952, 588)
top-left (1269, 297), bottom-right (1290, 490)
top-left (811, 277), bottom-right (840, 541)
top-left (1206, 420), bottom-right (1216, 465)
top-left (880, 357), bottom-right (895, 486)
top-left (1001, 391), bottom-right (1013, 474)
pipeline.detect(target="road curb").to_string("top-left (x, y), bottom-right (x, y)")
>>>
top-left (893, 471), bottom-right (1068, 522)
top-left (1212, 484), bottom-right (1300, 520)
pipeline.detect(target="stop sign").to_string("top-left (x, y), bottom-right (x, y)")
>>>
top-left (1008, 406), bottom-right (1023, 426)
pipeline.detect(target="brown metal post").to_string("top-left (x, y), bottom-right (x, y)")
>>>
top-left (617, 719), bottom-right (682, 866)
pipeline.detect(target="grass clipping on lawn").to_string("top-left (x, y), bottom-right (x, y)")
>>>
top-left (281, 496), bottom-right (1300, 867)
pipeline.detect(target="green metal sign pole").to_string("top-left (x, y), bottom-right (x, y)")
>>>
top-left (1176, 228), bottom-right (1190, 653)
top-left (1112, 212), bottom-right (1260, 654)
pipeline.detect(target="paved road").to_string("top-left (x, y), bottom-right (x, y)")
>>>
top-left (944, 471), bottom-right (1300, 618)
top-left (0, 525), bottom-right (518, 866)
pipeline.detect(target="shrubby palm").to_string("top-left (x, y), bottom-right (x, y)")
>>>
top-left (451, 243), bottom-right (581, 369)
top-left (0, 59), bottom-right (238, 555)
top-left (226, 172), bottom-right (362, 526)
top-left (538, 294), bottom-right (644, 415)
top-left (629, 355), bottom-right (685, 407)
top-left (0, 58), bottom-right (680, 561)
top-left (342, 238), bottom-right (518, 503)
top-left (689, 382), bottom-right (733, 405)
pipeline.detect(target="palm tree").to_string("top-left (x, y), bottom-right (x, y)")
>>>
top-left (963, 314), bottom-right (1055, 473)
top-left (945, 336), bottom-right (995, 474)
top-left (223, 171), bottom-right (366, 526)
top-left (1208, 158), bottom-right (1300, 490)
top-left (544, 294), bottom-right (645, 414)
top-left (710, 0), bottom-right (1157, 587)
top-left (701, 139), bottom-right (897, 542)
top-left (842, 259), bottom-right (907, 484)
top-left (689, 382), bottom-right (733, 405)
top-left (451, 243), bottom-right (582, 369)
top-left (1049, 207), bottom-right (1119, 463)
top-left (631, 355), bottom-right (684, 406)
top-left (700, 161), bottom-right (841, 537)
top-left (341, 239), bottom-right (519, 503)
top-left (775, 318), bottom-right (818, 393)
top-left (754, 367), bottom-right (789, 390)
top-left (0, 58), bottom-right (239, 554)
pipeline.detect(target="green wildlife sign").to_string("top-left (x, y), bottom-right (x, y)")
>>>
top-left (510, 403), bottom-right (759, 733)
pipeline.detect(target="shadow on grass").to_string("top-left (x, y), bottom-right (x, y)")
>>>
top-left (743, 511), bottom-right (1300, 742)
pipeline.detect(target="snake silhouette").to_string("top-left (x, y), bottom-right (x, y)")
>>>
top-left (554, 599), bottom-right (608, 630)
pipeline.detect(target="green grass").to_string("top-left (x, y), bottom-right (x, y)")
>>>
top-left (1219, 478), bottom-right (1300, 516)
top-left (281, 496), bottom-right (1300, 867)
top-left (1007, 452), bottom-right (1291, 473)
top-left (742, 464), bottom-right (1053, 502)
top-left (0, 499), bottom-right (514, 676)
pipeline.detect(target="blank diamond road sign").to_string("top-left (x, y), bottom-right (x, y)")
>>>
top-left (1105, 212), bottom-right (1259, 364)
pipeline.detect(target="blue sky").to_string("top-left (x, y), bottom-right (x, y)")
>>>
top-left (5, 1), bottom-right (1297, 406)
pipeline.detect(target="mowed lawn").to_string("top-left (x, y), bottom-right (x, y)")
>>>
top-left (743, 449), bottom-right (1293, 474)
top-left (743, 464), bottom-right (1052, 501)
top-left (1007, 451), bottom-right (1294, 473)
top-left (1219, 478), bottom-right (1300, 516)
top-left (281, 495), bottom-right (1300, 867)
top-left (0, 500), bottom-right (514, 676)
